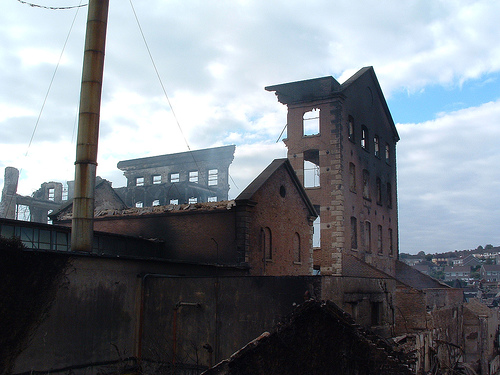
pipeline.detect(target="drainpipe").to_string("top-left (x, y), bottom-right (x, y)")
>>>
top-left (71, 0), bottom-right (109, 252)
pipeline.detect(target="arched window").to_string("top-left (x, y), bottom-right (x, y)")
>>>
top-left (348, 116), bottom-right (355, 142)
top-left (261, 227), bottom-right (272, 260)
top-left (351, 216), bottom-right (358, 249)
top-left (361, 125), bottom-right (369, 150)
top-left (374, 135), bottom-right (380, 158)
top-left (349, 162), bottom-right (356, 193)
top-left (303, 108), bottom-right (320, 136)
top-left (362, 169), bottom-right (370, 199)
top-left (293, 232), bottom-right (301, 263)
top-left (304, 149), bottom-right (320, 188)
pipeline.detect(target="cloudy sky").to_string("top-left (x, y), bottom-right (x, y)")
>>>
top-left (1, 0), bottom-right (500, 254)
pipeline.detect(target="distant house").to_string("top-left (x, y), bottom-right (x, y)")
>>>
top-left (444, 266), bottom-right (472, 282)
top-left (480, 264), bottom-right (500, 282)
top-left (453, 254), bottom-right (481, 268)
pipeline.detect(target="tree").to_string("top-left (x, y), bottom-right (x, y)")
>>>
top-left (485, 244), bottom-right (493, 250)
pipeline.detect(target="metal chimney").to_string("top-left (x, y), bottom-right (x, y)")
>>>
top-left (71, 0), bottom-right (109, 252)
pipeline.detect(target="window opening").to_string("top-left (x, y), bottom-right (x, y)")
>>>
top-left (371, 302), bottom-right (381, 326)
top-left (303, 108), bottom-right (320, 136)
top-left (350, 216), bottom-right (358, 249)
top-left (362, 169), bottom-right (370, 199)
top-left (376, 177), bottom-right (382, 205)
top-left (349, 162), bottom-right (356, 193)
top-left (15, 204), bottom-right (30, 221)
top-left (170, 199), bottom-right (179, 205)
top-left (261, 227), bottom-right (272, 260)
top-left (170, 173), bottom-right (180, 183)
top-left (208, 169), bottom-right (218, 186)
top-left (188, 197), bottom-right (198, 204)
top-left (304, 149), bottom-right (320, 188)
top-left (365, 221), bottom-right (371, 253)
top-left (293, 232), bottom-right (301, 263)
top-left (385, 143), bottom-right (390, 163)
top-left (387, 183), bottom-right (392, 208)
top-left (62, 185), bottom-right (68, 201)
top-left (152, 199), bottom-right (160, 206)
top-left (152, 175), bottom-right (162, 184)
top-left (135, 201), bottom-right (143, 208)
top-left (136, 177), bottom-right (144, 186)
top-left (377, 225), bottom-right (383, 254)
top-left (361, 125), bottom-right (369, 150)
top-left (189, 171), bottom-right (199, 183)
top-left (313, 208), bottom-right (321, 248)
top-left (388, 228), bottom-right (394, 256)
top-left (208, 196), bottom-right (217, 202)
top-left (348, 116), bottom-right (355, 142)
top-left (48, 188), bottom-right (55, 201)
top-left (374, 135), bottom-right (380, 158)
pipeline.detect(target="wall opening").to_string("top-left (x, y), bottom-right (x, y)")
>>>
top-left (362, 169), bottom-right (370, 199)
top-left (152, 175), bottom-right (162, 184)
top-left (303, 149), bottom-right (320, 188)
top-left (377, 225), bottom-right (383, 254)
top-left (261, 227), bottom-right (272, 260)
top-left (303, 108), bottom-right (320, 136)
top-left (208, 169), bottom-right (218, 186)
top-left (189, 171), bottom-right (198, 183)
top-left (350, 216), bottom-right (357, 249)
top-left (136, 177), bottom-right (144, 186)
top-left (313, 205), bottom-right (321, 248)
top-left (349, 162), bottom-right (356, 193)
top-left (170, 173), bottom-right (180, 183)
top-left (348, 116), bottom-right (355, 142)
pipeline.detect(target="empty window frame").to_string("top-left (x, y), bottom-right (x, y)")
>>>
top-left (376, 177), bottom-right (382, 205)
top-left (261, 227), bottom-right (272, 260)
top-left (350, 216), bottom-right (358, 249)
top-left (304, 149), bottom-right (320, 188)
top-left (48, 188), bottom-right (55, 201)
top-left (15, 204), bottom-right (30, 221)
top-left (374, 135), bottom-right (380, 158)
top-left (377, 225), bottom-right (383, 254)
top-left (170, 173), bottom-right (180, 183)
top-left (349, 162), bottom-right (356, 193)
top-left (208, 169), bottom-right (218, 186)
top-left (303, 108), bottom-right (320, 136)
top-left (293, 232), bottom-right (301, 263)
top-left (313, 211), bottom-right (321, 248)
top-left (348, 116), bottom-right (355, 142)
top-left (387, 183), bottom-right (393, 208)
top-left (188, 197), bottom-right (198, 204)
top-left (189, 171), bottom-right (199, 183)
top-left (388, 228), bottom-right (394, 256)
top-left (135, 201), bottom-right (143, 208)
top-left (136, 177), bottom-right (145, 186)
top-left (385, 143), bottom-right (390, 163)
top-left (208, 196), bottom-right (217, 202)
top-left (364, 221), bottom-right (372, 253)
top-left (361, 125), bottom-right (369, 150)
top-left (362, 169), bottom-right (370, 199)
top-left (152, 175), bottom-right (162, 184)
top-left (371, 301), bottom-right (382, 326)
top-left (169, 199), bottom-right (179, 205)
top-left (152, 199), bottom-right (160, 206)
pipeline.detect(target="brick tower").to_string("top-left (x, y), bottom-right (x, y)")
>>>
top-left (266, 67), bottom-right (399, 276)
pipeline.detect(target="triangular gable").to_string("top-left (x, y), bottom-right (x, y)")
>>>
top-left (340, 66), bottom-right (399, 141)
top-left (236, 158), bottom-right (317, 219)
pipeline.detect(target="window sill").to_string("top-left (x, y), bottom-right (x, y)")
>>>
top-left (293, 261), bottom-right (302, 265)
top-left (265, 259), bottom-right (273, 263)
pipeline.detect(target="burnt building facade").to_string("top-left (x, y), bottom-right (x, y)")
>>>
top-left (115, 145), bottom-right (235, 208)
top-left (266, 67), bottom-right (399, 276)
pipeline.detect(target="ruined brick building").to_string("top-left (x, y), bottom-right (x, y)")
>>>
top-left (266, 66), bottom-right (399, 277)
top-left (115, 145), bottom-right (235, 207)
top-left (3, 67), bottom-right (499, 374)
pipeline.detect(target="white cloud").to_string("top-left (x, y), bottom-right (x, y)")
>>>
top-left (397, 100), bottom-right (500, 253)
